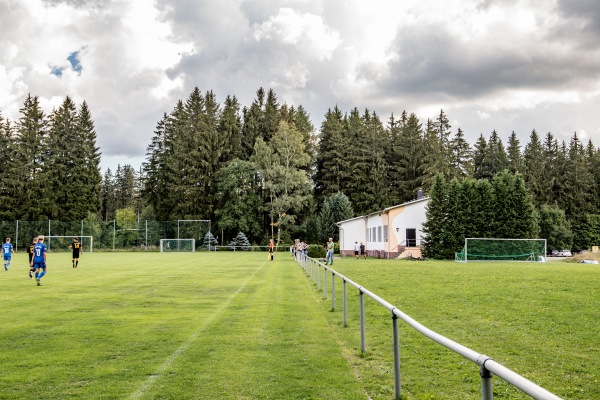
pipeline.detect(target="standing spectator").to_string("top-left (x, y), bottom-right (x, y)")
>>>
top-left (2, 238), bottom-right (14, 271)
top-left (325, 238), bottom-right (334, 265)
top-left (269, 238), bottom-right (274, 261)
top-left (360, 242), bottom-right (366, 259)
top-left (354, 241), bottom-right (360, 259)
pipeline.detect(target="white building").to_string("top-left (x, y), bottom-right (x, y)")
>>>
top-left (337, 196), bottom-right (429, 258)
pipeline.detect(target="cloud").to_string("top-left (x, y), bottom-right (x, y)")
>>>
top-left (1, 0), bottom-right (599, 173)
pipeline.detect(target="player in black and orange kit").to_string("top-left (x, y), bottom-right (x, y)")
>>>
top-left (27, 237), bottom-right (38, 279)
top-left (69, 237), bottom-right (82, 268)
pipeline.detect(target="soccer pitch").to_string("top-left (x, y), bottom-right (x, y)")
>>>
top-left (1, 252), bottom-right (597, 399)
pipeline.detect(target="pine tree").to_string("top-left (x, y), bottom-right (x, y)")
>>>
top-left (421, 174), bottom-right (447, 259)
top-left (523, 129), bottom-right (547, 205)
top-left (421, 115), bottom-right (453, 190)
top-left (203, 231), bottom-right (218, 250)
top-left (449, 127), bottom-right (472, 179)
top-left (393, 112), bottom-right (424, 202)
top-left (45, 96), bottom-right (85, 220)
top-left (76, 101), bottom-right (102, 215)
top-left (489, 130), bottom-right (509, 174)
top-left (506, 131), bottom-right (524, 174)
top-left (219, 95), bottom-right (243, 161)
top-left (101, 168), bottom-right (116, 221)
top-left (472, 134), bottom-right (488, 180)
top-left (491, 171), bottom-right (538, 238)
top-left (314, 107), bottom-right (347, 202)
top-left (538, 204), bottom-right (573, 251)
top-left (13, 94), bottom-right (46, 220)
top-left (0, 112), bottom-right (17, 220)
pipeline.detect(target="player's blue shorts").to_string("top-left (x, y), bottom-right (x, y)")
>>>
top-left (32, 261), bottom-right (46, 270)
top-left (3, 255), bottom-right (11, 261)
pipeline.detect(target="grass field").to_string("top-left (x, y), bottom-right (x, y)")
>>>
top-left (0, 252), bottom-right (597, 399)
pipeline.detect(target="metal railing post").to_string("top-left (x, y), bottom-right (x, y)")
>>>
top-left (360, 290), bottom-right (366, 353)
top-left (331, 272), bottom-right (336, 311)
top-left (392, 312), bottom-right (401, 400)
top-left (480, 359), bottom-right (494, 400)
top-left (323, 267), bottom-right (327, 300)
top-left (318, 263), bottom-right (321, 291)
top-left (343, 279), bottom-right (347, 327)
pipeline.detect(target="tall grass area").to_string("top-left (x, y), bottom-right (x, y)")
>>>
top-left (317, 257), bottom-right (599, 399)
top-left (0, 252), bottom-right (366, 399)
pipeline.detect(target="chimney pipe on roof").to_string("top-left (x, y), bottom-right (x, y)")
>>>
top-left (417, 188), bottom-right (424, 200)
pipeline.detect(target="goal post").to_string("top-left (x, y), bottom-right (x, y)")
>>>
top-left (160, 239), bottom-right (196, 252)
top-left (456, 238), bottom-right (546, 262)
top-left (177, 220), bottom-right (212, 250)
top-left (45, 236), bottom-right (94, 253)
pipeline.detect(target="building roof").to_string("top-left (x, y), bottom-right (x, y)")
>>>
top-left (336, 196), bottom-right (430, 226)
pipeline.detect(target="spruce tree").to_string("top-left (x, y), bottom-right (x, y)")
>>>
top-left (76, 101), bottom-right (102, 215)
top-left (393, 112), bottom-right (424, 202)
top-left (0, 112), bottom-right (16, 220)
top-left (523, 129), bottom-right (546, 206)
top-left (506, 131), bottom-right (524, 174)
top-left (421, 174), bottom-right (447, 259)
top-left (45, 96), bottom-right (84, 220)
top-left (449, 127), bottom-right (472, 179)
top-left (13, 94), bottom-right (46, 220)
top-left (314, 107), bottom-right (346, 202)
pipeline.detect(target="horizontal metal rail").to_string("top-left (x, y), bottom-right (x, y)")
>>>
top-left (295, 253), bottom-right (562, 400)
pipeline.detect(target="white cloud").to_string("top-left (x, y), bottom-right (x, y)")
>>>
top-left (1, 0), bottom-right (600, 172)
top-left (253, 8), bottom-right (340, 61)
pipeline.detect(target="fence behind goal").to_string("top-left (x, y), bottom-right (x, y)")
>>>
top-left (455, 238), bottom-right (547, 262)
top-left (0, 220), bottom-right (213, 252)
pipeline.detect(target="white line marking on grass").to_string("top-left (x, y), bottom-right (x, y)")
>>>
top-left (129, 259), bottom-right (267, 400)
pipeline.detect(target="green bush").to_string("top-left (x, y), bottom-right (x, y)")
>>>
top-left (307, 244), bottom-right (327, 259)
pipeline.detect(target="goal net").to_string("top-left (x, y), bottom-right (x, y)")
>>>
top-left (160, 239), bottom-right (196, 252)
top-left (455, 238), bottom-right (546, 262)
top-left (45, 236), bottom-right (94, 252)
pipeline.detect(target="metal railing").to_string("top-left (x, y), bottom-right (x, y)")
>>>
top-left (294, 252), bottom-right (562, 400)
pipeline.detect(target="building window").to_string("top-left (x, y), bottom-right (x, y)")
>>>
top-left (383, 225), bottom-right (388, 242)
top-left (377, 226), bottom-right (382, 242)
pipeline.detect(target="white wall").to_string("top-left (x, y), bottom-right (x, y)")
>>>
top-left (391, 200), bottom-right (428, 246)
top-left (338, 217), bottom-right (366, 252)
top-left (366, 214), bottom-right (384, 250)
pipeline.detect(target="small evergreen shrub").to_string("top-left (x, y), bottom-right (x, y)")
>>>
top-left (307, 244), bottom-right (326, 259)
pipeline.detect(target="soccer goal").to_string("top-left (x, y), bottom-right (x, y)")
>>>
top-left (455, 238), bottom-right (546, 262)
top-left (45, 236), bottom-right (94, 253)
top-left (160, 239), bottom-right (196, 252)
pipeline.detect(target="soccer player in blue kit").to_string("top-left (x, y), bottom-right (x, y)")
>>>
top-left (31, 235), bottom-right (48, 286)
top-left (2, 238), bottom-right (14, 271)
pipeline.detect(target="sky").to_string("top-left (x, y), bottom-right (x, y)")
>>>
top-left (1, 0), bottom-right (600, 173)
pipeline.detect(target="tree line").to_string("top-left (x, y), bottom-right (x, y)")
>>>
top-left (2, 88), bottom-right (600, 252)
top-left (0, 95), bottom-right (101, 222)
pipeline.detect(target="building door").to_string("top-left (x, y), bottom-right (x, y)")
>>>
top-left (406, 229), bottom-right (416, 247)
